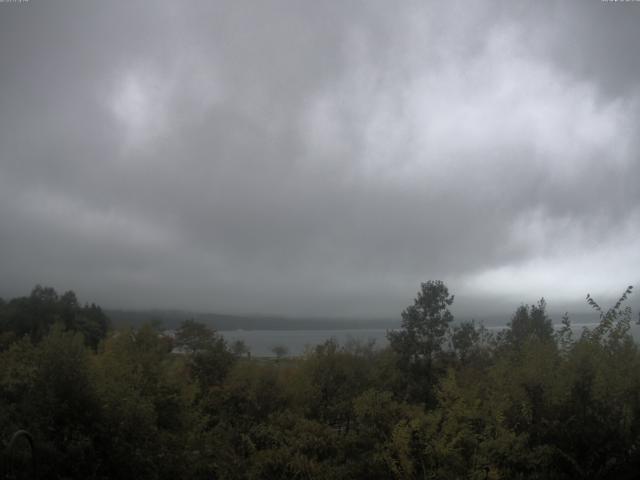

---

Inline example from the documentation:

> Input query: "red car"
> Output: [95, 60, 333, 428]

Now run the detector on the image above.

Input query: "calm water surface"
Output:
[220, 323, 640, 357]
[220, 329, 389, 357]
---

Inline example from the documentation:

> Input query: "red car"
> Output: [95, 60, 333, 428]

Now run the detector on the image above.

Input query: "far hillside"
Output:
[105, 309, 400, 331]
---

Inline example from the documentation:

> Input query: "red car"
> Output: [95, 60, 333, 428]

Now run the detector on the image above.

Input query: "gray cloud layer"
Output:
[1, 1, 639, 317]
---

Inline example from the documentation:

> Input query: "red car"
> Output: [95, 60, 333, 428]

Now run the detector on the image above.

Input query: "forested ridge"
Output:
[1, 282, 639, 479]
[105, 309, 397, 333]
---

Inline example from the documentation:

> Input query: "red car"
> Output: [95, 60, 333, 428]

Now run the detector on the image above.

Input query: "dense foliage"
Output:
[1, 283, 640, 479]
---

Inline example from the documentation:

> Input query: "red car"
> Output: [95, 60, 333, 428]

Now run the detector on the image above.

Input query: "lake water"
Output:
[220, 322, 640, 357]
[220, 329, 390, 357]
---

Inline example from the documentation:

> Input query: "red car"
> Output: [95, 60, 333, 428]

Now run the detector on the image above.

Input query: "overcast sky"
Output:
[1, 0, 639, 318]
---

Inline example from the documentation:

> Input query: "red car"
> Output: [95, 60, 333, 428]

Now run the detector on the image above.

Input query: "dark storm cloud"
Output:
[1, 0, 639, 317]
